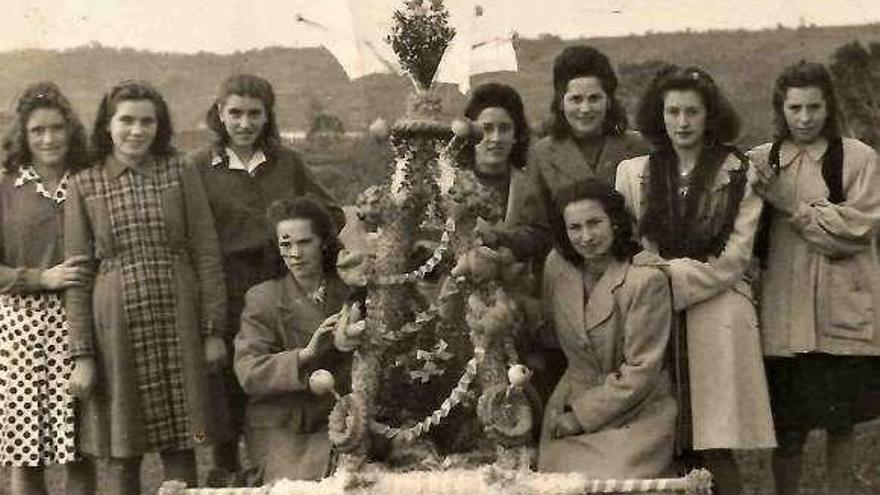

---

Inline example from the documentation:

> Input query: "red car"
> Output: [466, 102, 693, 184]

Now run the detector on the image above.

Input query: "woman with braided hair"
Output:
[615, 65, 776, 494]
[749, 61, 880, 495]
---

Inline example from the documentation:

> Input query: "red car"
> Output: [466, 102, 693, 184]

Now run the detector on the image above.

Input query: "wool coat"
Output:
[749, 138, 880, 356]
[65, 155, 228, 457]
[234, 273, 350, 482]
[538, 250, 677, 478]
[616, 153, 776, 450]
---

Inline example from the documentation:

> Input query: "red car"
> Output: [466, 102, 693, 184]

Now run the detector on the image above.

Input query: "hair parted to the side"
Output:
[549, 45, 628, 139]
[549, 178, 640, 265]
[1, 81, 89, 174]
[771, 60, 842, 142]
[461, 82, 530, 171]
[266, 197, 342, 275]
[635, 65, 740, 148]
[206, 74, 281, 153]
[90, 79, 175, 162]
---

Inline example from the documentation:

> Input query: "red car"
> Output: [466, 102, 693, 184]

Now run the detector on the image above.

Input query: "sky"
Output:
[2, 0, 879, 54]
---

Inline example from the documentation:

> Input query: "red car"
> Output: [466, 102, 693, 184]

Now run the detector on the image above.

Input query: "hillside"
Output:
[1, 23, 879, 149]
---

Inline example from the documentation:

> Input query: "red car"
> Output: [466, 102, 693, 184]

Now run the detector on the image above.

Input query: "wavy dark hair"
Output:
[549, 178, 639, 266]
[460, 82, 530, 171]
[1, 81, 89, 174]
[266, 197, 342, 276]
[206, 74, 281, 153]
[771, 61, 842, 141]
[636, 65, 740, 148]
[549, 45, 628, 139]
[91, 80, 175, 162]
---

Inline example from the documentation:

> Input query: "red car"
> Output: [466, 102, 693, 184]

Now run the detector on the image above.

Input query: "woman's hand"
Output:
[41, 255, 91, 290]
[203, 335, 228, 373]
[753, 181, 798, 216]
[750, 161, 799, 216]
[550, 411, 583, 439]
[299, 313, 340, 365]
[68, 357, 97, 399]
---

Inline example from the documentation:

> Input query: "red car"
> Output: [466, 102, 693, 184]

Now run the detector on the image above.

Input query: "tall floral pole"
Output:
[329, 0, 456, 468]
[327, 0, 534, 472]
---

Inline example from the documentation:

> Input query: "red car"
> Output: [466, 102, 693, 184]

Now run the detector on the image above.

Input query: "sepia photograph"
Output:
[1, 0, 880, 493]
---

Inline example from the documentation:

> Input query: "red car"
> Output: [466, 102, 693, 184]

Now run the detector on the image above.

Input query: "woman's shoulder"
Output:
[530, 135, 559, 157]
[614, 129, 651, 152]
[842, 137, 878, 162]
[245, 278, 284, 304]
[543, 249, 576, 278]
[183, 146, 216, 167]
[623, 252, 669, 294]
[270, 144, 306, 164]
[615, 154, 650, 178]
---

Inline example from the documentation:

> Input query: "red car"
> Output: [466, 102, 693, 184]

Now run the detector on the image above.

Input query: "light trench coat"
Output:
[748, 138, 880, 356]
[615, 153, 776, 450]
[538, 250, 677, 478]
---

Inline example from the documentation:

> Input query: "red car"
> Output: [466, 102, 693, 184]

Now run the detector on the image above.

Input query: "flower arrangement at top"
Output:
[387, 0, 456, 89]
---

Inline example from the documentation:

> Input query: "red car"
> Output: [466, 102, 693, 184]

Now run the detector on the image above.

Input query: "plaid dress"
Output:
[66, 155, 228, 456]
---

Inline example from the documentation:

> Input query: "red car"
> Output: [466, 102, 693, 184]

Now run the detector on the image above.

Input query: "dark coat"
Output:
[234, 273, 350, 482]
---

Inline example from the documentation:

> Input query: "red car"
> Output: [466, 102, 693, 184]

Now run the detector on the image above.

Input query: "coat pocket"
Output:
[825, 257, 874, 341]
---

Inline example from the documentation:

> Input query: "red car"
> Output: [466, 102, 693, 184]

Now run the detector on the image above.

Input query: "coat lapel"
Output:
[278, 275, 326, 347]
[547, 138, 593, 182]
[583, 260, 628, 331]
[554, 258, 628, 334]
[554, 257, 585, 342]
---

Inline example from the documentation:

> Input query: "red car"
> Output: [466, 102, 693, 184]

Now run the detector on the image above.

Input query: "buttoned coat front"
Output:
[64, 156, 228, 457]
[234, 273, 350, 482]
[538, 250, 677, 478]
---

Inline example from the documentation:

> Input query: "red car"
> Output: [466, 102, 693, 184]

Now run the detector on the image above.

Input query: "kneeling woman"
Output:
[234, 198, 352, 483]
[538, 179, 677, 479]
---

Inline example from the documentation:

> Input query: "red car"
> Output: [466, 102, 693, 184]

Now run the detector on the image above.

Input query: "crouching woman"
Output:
[538, 179, 677, 479]
[234, 198, 354, 483]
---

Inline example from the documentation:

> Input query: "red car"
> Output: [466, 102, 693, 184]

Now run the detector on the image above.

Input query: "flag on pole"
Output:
[295, 0, 518, 91]
[295, 0, 401, 79]
[434, 2, 518, 94]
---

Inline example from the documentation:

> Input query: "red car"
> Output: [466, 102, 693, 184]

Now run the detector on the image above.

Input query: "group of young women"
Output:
[0, 43, 877, 495]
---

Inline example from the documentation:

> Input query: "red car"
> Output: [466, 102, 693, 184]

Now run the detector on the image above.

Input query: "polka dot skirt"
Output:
[0, 293, 77, 466]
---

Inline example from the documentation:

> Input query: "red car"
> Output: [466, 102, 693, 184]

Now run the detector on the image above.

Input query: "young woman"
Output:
[460, 82, 530, 209]
[615, 66, 776, 494]
[65, 80, 228, 493]
[188, 74, 344, 475]
[538, 179, 676, 479]
[506, 45, 650, 261]
[0, 82, 95, 495]
[234, 197, 352, 483]
[749, 61, 880, 495]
